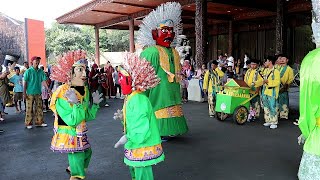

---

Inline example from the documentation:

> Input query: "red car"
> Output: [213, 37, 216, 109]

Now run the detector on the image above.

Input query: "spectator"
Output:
[42, 72, 50, 113]
[23, 56, 50, 129]
[104, 61, 116, 99]
[0, 66, 10, 114]
[194, 63, 207, 101]
[9, 67, 24, 113]
[88, 64, 99, 93]
[113, 66, 123, 99]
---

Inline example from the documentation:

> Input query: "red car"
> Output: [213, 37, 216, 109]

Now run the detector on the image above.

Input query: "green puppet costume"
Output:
[114, 52, 165, 180]
[141, 46, 188, 136]
[297, 48, 320, 179]
[124, 91, 165, 180]
[137, 2, 188, 137]
[297, 1, 320, 179]
[50, 50, 102, 180]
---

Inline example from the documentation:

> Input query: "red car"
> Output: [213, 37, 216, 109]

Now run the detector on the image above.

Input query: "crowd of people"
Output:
[0, 56, 124, 133]
[180, 52, 295, 129]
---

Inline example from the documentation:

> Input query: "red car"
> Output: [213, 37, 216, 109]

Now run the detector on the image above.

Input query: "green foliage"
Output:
[45, 22, 130, 65]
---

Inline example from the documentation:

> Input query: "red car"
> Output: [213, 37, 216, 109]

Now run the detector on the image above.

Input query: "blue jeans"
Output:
[199, 79, 204, 98]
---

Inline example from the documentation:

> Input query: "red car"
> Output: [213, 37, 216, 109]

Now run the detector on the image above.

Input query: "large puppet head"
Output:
[137, 2, 183, 48]
[50, 50, 88, 86]
[118, 52, 160, 95]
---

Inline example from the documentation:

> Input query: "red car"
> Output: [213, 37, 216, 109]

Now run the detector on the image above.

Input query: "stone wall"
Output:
[0, 13, 26, 65]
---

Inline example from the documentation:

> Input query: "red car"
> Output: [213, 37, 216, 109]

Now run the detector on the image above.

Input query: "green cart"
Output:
[215, 79, 258, 125]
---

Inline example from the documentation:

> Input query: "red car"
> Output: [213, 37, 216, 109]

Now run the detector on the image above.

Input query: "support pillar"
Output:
[129, 17, 135, 53]
[276, 0, 284, 55]
[228, 20, 233, 56]
[195, 0, 207, 68]
[94, 26, 100, 66]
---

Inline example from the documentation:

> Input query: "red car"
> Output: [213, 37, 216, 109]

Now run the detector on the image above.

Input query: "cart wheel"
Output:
[233, 106, 248, 125]
[217, 112, 228, 121]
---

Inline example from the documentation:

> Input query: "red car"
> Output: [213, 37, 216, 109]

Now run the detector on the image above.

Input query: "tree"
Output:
[45, 22, 130, 64]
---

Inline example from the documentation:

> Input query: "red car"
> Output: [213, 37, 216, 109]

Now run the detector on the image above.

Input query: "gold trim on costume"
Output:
[155, 105, 183, 119]
[124, 144, 163, 161]
[155, 45, 181, 83]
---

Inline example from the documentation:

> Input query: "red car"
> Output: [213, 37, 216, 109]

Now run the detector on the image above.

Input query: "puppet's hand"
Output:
[298, 134, 306, 145]
[113, 109, 123, 121]
[64, 89, 79, 104]
[114, 135, 127, 148]
[92, 90, 103, 105]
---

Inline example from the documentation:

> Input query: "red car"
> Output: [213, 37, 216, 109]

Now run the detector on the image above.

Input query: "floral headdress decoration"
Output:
[50, 50, 87, 83]
[119, 52, 160, 91]
[136, 2, 183, 48]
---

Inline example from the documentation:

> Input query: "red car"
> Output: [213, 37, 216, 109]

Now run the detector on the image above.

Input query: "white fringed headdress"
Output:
[312, 0, 320, 48]
[136, 2, 183, 48]
[119, 52, 160, 91]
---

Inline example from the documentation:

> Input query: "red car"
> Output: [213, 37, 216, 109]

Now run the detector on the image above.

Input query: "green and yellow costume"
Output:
[261, 67, 280, 125]
[203, 68, 224, 116]
[123, 91, 165, 180]
[278, 65, 294, 119]
[140, 45, 188, 136]
[244, 68, 264, 118]
[50, 84, 99, 179]
[298, 48, 320, 179]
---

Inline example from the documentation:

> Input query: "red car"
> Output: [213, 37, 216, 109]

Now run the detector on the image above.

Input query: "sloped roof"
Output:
[0, 12, 23, 25]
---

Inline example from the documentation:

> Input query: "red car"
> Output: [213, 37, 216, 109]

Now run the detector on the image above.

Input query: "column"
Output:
[94, 26, 100, 65]
[275, 0, 284, 55]
[129, 16, 135, 53]
[195, 0, 207, 68]
[228, 20, 233, 56]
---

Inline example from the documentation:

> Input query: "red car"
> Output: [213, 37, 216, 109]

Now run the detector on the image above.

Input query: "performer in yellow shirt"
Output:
[203, 60, 224, 117]
[244, 59, 264, 119]
[278, 55, 294, 120]
[262, 56, 281, 129]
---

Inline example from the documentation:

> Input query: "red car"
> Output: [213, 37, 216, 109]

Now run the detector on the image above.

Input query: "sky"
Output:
[0, 0, 91, 27]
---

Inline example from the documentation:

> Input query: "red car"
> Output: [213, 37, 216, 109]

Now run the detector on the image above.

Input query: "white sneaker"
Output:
[36, 123, 47, 127]
[263, 123, 272, 127]
[270, 124, 278, 129]
[43, 109, 47, 113]
[120, 96, 125, 100]
[26, 125, 33, 129]
[105, 103, 109, 107]
[111, 96, 116, 99]
[0, 118, 4, 121]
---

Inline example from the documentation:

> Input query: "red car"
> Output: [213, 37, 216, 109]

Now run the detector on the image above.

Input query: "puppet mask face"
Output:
[71, 65, 87, 86]
[119, 73, 132, 95]
[152, 20, 175, 47]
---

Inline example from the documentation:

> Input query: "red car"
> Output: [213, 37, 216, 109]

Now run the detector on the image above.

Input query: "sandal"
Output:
[66, 167, 71, 175]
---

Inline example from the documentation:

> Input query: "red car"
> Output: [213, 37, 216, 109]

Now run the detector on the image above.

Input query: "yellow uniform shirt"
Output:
[279, 65, 294, 85]
[203, 68, 224, 93]
[263, 68, 281, 98]
[244, 69, 264, 88]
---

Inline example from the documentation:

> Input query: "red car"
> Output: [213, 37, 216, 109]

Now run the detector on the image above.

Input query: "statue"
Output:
[175, 35, 192, 65]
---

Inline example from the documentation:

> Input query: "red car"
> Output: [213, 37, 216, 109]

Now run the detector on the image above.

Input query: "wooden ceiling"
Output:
[56, 0, 311, 30]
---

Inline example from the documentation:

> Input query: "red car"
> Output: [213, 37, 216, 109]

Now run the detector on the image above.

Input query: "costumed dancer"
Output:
[114, 53, 164, 180]
[297, 0, 320, 179]
[203, 60, 224, 118]
[49, 50, 103, 180]
[136, 2, 188, 139]
[262, 56, 281, 129]
[278, 55, 294, 120]
[244, 59, 264, 119]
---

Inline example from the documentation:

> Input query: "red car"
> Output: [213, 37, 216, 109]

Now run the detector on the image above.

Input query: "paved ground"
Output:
[0, 87, 301, 180]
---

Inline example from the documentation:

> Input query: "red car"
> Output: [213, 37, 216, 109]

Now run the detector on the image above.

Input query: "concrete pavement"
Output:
[0, 87, 301, 180]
